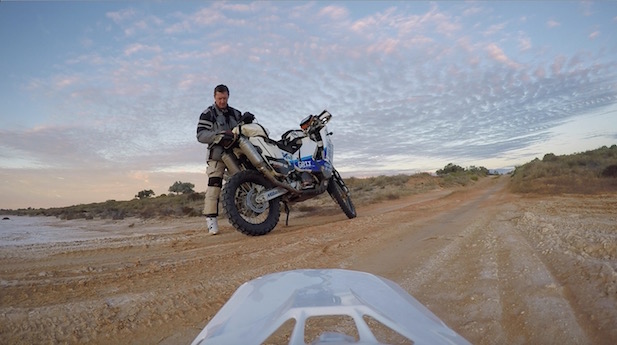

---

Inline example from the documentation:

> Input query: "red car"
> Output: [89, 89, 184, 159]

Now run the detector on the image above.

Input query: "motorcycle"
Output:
[191, 269, 471, 345]
[218, 110, 356, 236]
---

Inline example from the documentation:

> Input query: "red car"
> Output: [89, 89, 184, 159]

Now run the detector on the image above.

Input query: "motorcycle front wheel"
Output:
[327, 169, 357, 219]
[222, 170, 281, 236]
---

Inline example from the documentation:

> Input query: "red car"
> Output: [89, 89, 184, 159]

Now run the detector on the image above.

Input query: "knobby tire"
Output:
[328, 170, 357, 219]
[222, 170, 281, 236]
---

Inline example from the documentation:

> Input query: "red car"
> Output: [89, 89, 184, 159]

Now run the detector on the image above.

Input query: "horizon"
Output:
[1, 1, 616, 209]
[3, 145, 611, 211]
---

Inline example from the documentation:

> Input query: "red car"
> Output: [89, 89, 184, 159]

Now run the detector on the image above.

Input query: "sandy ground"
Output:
[1, 176, 616, 344]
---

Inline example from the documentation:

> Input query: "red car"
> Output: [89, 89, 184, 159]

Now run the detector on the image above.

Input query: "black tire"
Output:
[327, 169, 357, 219]
[222, 170, 281, 236]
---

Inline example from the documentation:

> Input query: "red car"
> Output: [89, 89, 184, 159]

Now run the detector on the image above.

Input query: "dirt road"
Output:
[1, 176, 616, 344]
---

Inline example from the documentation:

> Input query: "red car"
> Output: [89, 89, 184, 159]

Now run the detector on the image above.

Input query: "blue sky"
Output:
[1, 1, 616, 209]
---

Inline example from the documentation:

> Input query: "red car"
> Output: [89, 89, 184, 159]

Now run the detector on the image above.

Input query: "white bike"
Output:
[219, 110, 356, 236]
[191, 269, 471, 345]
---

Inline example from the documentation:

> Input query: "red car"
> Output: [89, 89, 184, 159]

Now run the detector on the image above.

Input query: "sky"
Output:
[1, 1, 616, 209]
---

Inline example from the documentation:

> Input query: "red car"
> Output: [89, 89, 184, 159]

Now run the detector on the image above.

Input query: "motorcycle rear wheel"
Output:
[222, 170, 281, 236]
[327, 169, 357, 219]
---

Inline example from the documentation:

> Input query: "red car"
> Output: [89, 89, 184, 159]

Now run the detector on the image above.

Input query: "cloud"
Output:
[518, 36, 532, 52]
[318, 5, 349, 21]
[2, 1, 616, 208]
[551, 55, 567, 75]
[54, 75, 80, 89]
[483, 22, 507, 36]
[486, 43, 520, 68]
[547, 19, 561, 28]
[123, 43, 162, 56]
[106, 8, 136, 24]
[462, 6, 483, 17]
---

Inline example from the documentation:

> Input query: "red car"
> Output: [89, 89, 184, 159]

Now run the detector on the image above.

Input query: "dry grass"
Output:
[509, 145, 617, 194]
[291, 171, 489, 217]
[4, 193, 205, 220]
[4, 170, 489, 220]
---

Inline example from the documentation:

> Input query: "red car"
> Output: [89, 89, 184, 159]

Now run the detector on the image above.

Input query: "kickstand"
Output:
[284, 202, 290, 226]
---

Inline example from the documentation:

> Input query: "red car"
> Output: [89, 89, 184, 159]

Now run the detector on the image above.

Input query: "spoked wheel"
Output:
[222, 170, 281, 236]
[327, 169, 357, 219]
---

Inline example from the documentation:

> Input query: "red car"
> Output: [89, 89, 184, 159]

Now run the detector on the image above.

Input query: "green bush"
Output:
[510, 145, 617, 194]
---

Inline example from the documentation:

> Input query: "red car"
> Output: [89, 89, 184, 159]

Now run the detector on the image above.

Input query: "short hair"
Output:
[214, 84, 229, 96]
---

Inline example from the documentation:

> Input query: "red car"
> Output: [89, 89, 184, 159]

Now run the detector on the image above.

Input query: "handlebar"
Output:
[318, 110, 332, 125]
[300, 110, 332, 132]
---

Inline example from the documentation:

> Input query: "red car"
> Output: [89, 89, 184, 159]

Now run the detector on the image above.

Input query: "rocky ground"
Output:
[1, 176, 616, 344]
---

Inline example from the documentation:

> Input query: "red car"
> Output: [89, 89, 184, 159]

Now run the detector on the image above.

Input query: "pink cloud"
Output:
[366, 38, 399, 54]
[486, 43, 520, 68]
[551, 55, 566, 75]
[54, 76, 80, 89]
[318, 5, 348, 21]
[123, 43, 162, 56]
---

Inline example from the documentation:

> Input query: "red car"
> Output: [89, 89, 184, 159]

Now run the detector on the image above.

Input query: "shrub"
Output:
[602, 165, 617, 178]
[436, 163, 465, 176]
[135, 189, 155, 199]
[510, 145, 617, 194]
[543, 153, 558, 162]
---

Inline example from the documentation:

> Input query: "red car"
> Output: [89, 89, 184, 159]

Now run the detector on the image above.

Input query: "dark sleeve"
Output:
[196, 108, 217, 144]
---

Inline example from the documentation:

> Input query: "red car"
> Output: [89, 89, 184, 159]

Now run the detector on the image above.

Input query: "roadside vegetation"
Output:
[509, 145, 617, 194]
[2, 181, 203, 220]
[343, 164, 490, 206]
[2, 166, 490, 220]
[4, 145, 615, 221]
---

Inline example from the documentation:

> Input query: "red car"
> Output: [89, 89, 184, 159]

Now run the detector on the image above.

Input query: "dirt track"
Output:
[1, 176, 616, 344]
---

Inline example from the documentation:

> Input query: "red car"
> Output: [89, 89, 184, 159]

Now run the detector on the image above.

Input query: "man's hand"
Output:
[217, 130, 236, 148]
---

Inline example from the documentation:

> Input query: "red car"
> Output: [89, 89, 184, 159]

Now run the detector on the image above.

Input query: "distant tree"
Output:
[468, 165, 489, 176]
[168, 181, 195, 194]
[135, 189, 155, 199]
[436, 163, 465, 176]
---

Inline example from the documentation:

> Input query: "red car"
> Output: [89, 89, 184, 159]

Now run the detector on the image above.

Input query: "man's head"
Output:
[214, 84, 230, 109]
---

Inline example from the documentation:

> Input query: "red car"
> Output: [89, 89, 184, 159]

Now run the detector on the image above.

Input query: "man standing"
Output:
[196, 84, 242, 235]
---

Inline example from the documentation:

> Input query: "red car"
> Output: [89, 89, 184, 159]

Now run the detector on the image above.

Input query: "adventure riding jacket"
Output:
[196, 104, 242, 153]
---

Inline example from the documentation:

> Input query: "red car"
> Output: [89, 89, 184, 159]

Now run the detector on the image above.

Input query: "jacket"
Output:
[196, 104, 242, 147]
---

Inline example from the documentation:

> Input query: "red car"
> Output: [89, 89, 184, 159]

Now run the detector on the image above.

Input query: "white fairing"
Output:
[233, 123, 333, 172]
[233, 123, 286, 159]
[232, 123, 270, 138]
[191, 269, 471, 345]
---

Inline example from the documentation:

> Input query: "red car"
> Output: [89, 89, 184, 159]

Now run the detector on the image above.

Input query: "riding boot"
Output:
[206, 217, 219, 235]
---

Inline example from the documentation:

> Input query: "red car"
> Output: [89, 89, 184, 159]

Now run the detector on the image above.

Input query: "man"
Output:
[196, 84, 242, 235]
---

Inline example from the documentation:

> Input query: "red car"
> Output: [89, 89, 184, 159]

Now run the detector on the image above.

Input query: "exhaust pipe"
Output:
[236, 137, 298, 193]
[221, 152, 241, 175]
[237, 137, 271, 174]
[236, 136, 330, 197]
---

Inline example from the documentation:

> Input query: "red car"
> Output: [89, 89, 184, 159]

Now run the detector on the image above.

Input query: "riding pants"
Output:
[204, 159, 226, 217]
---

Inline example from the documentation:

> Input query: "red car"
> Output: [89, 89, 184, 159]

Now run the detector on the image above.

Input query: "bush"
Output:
[543, 153, 558, 162]
[510, 145, 617, 194]
[135, 189, 155, 199]
[436, 163, 465, 176]
[602, 164, 617, 178]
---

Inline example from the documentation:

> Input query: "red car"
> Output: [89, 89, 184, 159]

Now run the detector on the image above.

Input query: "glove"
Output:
[218, 130, 236, 148]
[240, 112, 255, 124]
